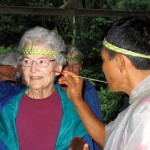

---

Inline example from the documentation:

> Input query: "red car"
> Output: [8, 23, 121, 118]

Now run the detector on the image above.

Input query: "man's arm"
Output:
[58, 71, 105, 148]
[73, 97, 105, 148]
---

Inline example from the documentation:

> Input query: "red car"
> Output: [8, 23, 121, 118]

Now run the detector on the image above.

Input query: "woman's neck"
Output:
[26, 86, 55, 99]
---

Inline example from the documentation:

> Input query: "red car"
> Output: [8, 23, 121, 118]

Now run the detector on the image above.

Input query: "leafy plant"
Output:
[111, 0, 150, 10]
[0, 46, 13, 54]
[99, 86, 124, 124]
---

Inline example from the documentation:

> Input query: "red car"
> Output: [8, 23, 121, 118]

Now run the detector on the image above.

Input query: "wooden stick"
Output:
[51, 70, 107, 84]
[78, 75, 107, 83]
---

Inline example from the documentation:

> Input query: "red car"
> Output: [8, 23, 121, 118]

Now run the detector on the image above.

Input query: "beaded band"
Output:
[67, 57, 78, 62]
[103, 38, 150, 59]
[21, 49, 60, 55]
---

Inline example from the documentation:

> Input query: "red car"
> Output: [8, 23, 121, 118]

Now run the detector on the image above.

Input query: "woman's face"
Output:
[64, 61, 82, 75]
[101, 48, 123, 92]
[22, 46, 62, 90]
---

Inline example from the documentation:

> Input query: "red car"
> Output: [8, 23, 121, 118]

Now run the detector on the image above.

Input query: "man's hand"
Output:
[0, 65, 17, 78]
[58, 71, 83, 103]
[59, 71, 105, 148]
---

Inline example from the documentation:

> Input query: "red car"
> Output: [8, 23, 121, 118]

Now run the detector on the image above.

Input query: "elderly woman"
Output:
[59, 17, 150, 150]
[59, 46, 102, 150]
[0, 27, 89, 150]
[64, 46, 84, 76]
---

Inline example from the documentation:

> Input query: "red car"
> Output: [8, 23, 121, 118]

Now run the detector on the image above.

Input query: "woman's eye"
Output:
[39, 60, 44, 63]
[24, 59, 31, 64]
[39, 59, 48, 64]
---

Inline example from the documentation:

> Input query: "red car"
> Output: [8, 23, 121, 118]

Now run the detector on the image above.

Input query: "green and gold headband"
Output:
[21, 49, 60, 55]
[103, 38, 150, 59]
[67, 57, 78, 62]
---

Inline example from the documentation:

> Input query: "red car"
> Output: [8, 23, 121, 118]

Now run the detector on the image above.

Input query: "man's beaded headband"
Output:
[67, 57, 78, 62]
[103, 38, 150, 59]
[21, 49, 60, 55]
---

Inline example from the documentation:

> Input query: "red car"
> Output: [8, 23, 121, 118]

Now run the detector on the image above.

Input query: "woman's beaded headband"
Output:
[103, 38, 150, 59]
[21, 49, 60, 55]
[67, 57, 78, 62]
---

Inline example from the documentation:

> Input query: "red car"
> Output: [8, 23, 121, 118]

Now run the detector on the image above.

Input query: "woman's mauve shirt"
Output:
[16, 89, 62, 150]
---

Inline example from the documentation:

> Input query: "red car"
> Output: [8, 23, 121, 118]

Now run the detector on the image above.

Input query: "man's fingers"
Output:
[58, 76, 67, 85]
[63, 71, 80, 85]
[58, 71, 80, 86]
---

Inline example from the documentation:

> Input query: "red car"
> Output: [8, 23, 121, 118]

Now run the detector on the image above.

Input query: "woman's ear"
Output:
[115, 54, 125, 73]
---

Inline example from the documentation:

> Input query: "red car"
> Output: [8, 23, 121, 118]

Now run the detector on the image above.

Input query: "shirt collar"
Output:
[129, 75, 150, 104]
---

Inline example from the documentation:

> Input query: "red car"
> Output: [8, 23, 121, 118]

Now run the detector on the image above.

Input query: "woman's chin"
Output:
[29, 84, 42, 90]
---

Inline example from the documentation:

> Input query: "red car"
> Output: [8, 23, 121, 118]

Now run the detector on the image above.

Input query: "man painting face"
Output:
[101, 48, 125, 92]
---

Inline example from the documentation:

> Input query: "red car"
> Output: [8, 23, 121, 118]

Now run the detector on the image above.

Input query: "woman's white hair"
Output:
[18, 26, 66, 65]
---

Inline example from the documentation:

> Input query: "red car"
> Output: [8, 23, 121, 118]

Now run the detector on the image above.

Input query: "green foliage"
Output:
[99, 86, 124, 124]
[0, 1, 60, 47]
[0, 14, 26, 47]
[80, 68, 104, 80]
[112, 0, 150, 10]
[75, 17, 114, 66]
[0, 46, 13, 54]
[76, 17, 113, 56]
[25, 0, 53, 7]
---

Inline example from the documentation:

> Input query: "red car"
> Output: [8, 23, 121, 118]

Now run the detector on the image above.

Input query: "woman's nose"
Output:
[30, 61, 39, 72]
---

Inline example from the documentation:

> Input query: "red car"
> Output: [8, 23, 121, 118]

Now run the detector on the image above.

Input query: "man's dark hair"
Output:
[104, 17, 150, 70]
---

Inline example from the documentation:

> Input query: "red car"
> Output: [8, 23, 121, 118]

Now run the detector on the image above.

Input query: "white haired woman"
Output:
[0, 27, 89, 150]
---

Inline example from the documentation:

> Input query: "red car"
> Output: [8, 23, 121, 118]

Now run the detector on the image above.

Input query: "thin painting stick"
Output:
[51, 70, 107, 84]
